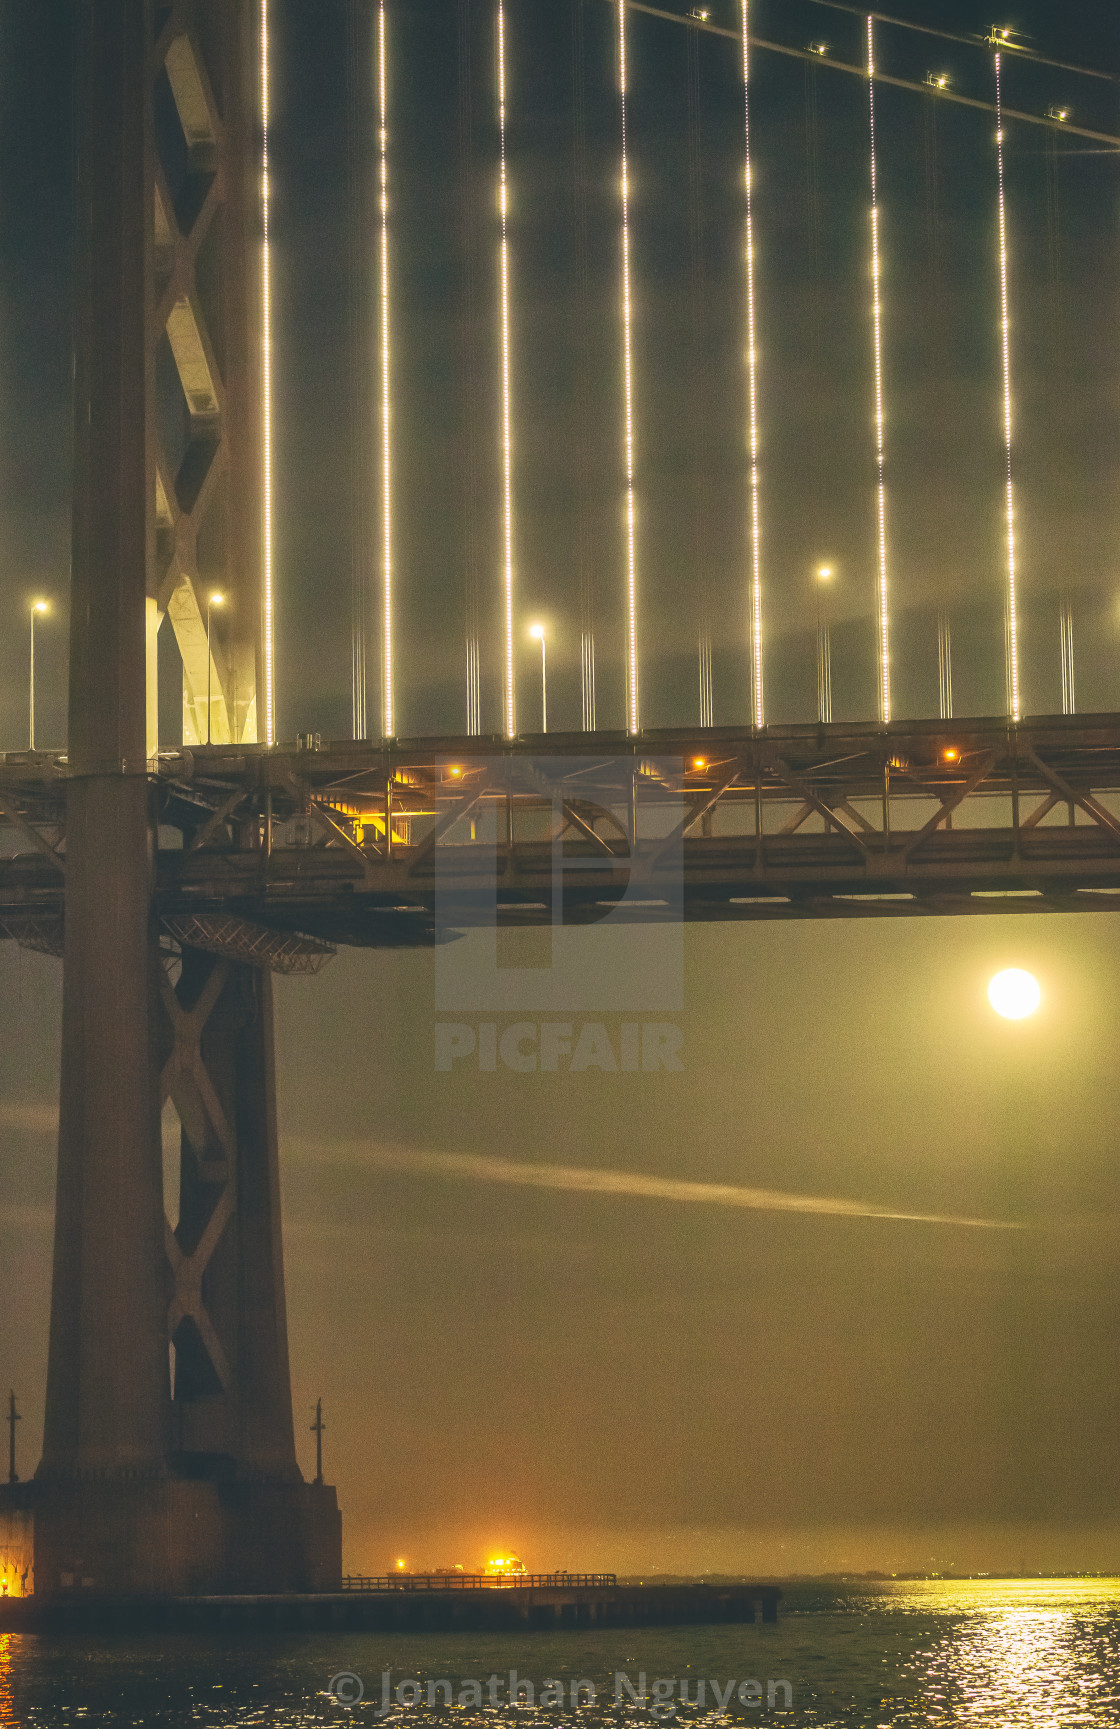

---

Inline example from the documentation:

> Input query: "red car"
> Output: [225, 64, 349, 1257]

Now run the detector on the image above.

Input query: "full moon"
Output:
[988, 968, 1041, 1020]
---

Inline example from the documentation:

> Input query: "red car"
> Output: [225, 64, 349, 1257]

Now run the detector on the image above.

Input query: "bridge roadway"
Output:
[4, 715, 1120, 960]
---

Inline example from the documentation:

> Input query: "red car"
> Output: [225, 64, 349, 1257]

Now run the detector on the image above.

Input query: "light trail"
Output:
[288, 1138, 1027, 1231]
[995, 53, 1021, 722]
[498, 0, 516, 739]
[867, 15, 890, 724]
[260, 0, 275, 746]
[618, 0, 639, 735]
[740, 0, 764, 729]
[378, 0, 394, 737]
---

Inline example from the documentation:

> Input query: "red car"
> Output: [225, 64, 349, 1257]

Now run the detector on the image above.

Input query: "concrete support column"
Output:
[39, 0, 166, 1484]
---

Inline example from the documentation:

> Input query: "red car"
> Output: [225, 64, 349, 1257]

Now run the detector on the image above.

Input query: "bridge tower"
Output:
[32, 0, 340, 1596]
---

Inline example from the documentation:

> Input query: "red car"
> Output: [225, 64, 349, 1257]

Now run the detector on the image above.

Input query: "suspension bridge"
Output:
[1, 0, 1119, 1604]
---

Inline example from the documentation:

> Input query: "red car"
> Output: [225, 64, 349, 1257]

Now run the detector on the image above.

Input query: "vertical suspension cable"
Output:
[686, 24, 712, 729]
[938, 607, 953, 719]
[1046, 127, 1074, 716]
[740, 0, 763, 729]
[497, 0, 516, 739]
[618, 0, 639, 735]
[867, 16, 890, 725]
[573, 0, 597, 731]
[1060, 596, 1075, 714]
[345, 0, 367, 741]
[260, 0, 275, 746]
[378, 0, 394, 737]
[995, 53, 1021, 722]
[924, 84, 950, 722]
[458, 0, 482, 735]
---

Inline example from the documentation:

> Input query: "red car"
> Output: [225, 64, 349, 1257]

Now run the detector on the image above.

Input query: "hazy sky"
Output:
[3, 0, 1120, 1579]
[7, 905, 1120, 1576]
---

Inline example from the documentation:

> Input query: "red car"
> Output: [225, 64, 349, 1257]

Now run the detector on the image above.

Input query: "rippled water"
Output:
[2, 1579, 1119, 1727]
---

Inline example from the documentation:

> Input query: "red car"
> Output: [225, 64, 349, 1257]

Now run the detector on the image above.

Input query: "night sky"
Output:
[3, 0, 1120, 1578]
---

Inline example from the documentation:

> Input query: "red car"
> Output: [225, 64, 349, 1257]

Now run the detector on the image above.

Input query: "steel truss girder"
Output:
[10, 718, 1120, 930]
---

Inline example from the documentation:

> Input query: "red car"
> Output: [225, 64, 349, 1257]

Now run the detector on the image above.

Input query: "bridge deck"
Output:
[5, 717, 1120, 947]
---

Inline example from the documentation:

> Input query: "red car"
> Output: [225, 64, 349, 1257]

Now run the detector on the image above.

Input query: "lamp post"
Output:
[529, 624, 547, 733]
[29, 600, 49, 750]
[206, 591, 225, 744]
[814, 567, 833, 725]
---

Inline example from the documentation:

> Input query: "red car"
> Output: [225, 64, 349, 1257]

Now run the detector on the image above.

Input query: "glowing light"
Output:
[31, 600, 49, 614]
[942, 746, 960, 762]
[867, 16, 890, 725]
[740, 0, 764, 730]
[618, 0, 639, 736]
[808, 41, 829, 56]
[498, 0, 516, 739]
[926, 72, 951, 89]
[209, 591, 225, 608]
[693, 756, 707, 769]
[817, 565, 832, 581]
[988, 967, 1040, 1019]
[379, 0, 394, 738]
[529, 623, 544, 640]
[260, 0, 275, 747]
[995, 53, 1020, 722]
[396, 1558, 406, 1570]
[486, 1554, 525, 1574]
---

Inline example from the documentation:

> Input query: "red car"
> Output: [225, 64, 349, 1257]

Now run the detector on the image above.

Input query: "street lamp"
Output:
[529, 624, 547, 733]
[206, 592, 225, 744]
[29, 600, 49, 751]
[814, 567, 832, 725]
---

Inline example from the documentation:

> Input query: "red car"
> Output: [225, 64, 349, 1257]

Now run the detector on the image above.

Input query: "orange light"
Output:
[449, 766, 462, 778]
[396, 1558, 406, 1569]
[693, 757, 707, 770]
[942, 747, 959, 763]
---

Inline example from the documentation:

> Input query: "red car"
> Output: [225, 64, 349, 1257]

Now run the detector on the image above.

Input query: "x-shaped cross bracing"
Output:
[159, 956, 236, 1393]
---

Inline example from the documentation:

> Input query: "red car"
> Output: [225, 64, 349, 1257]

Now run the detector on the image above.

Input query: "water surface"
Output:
[2, 1578, 1119, 1726]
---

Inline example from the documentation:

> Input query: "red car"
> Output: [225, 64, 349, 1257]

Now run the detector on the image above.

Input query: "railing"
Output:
[341, 1572, 618, 1592]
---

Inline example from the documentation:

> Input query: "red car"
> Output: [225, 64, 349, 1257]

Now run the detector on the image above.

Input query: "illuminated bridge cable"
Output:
[994, 53, 1021, 722]
[497, 0, 516, 739]
[740, 0, 764, 730]
[456, 0, 482, 736]
[260, 0, 275, 746]
[867, 15, 890, 725]
[1045, 129, 1075, 717]
[573, 0, 597, 731]
[618, 0, 639, 735]
[378, 0, 394, 738]
[938, 607, 953, 720]
[686, 23, 712, 729]
[346, 0, 368, 741]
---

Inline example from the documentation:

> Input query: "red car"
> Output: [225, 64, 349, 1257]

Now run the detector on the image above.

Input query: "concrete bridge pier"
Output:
[29, 0, 340, 1599]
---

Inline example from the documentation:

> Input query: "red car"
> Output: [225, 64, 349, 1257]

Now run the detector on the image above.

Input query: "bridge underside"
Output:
[5, 718, 1120, 957]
